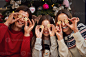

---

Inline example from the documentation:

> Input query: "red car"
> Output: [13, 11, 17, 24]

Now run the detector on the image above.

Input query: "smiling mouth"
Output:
[44, 31, 49, 34]
[18, 21, 24, 25]
[62, 26, 68, 29]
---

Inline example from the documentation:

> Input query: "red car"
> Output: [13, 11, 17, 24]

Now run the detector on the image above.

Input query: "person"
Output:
[55, 9, 86, 57]
[31, 15, 58, 57]
[0, 5, 35, 57]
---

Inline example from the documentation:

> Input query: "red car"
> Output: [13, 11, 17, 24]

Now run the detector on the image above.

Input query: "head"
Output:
[38, 15, 54, 37]
[55, 9, 72, 33]
[13, 5, 32, 29]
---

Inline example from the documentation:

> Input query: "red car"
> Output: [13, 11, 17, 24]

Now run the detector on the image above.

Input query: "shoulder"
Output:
[77, 23, 86, 31]
[77, 23, 86, 39]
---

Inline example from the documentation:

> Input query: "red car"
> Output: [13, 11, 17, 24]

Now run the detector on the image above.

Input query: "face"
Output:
[57, 13, 71, 33]
[42, 20, 50, 37]
[15, 10, 29, 28]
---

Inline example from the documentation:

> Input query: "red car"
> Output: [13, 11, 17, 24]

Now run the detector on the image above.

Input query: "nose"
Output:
[20, 18, 24, 21]
[62, 22, 65, 26]
[44, 26, 48, 30]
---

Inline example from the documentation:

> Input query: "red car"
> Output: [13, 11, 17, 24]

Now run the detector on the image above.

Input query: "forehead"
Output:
[42, 20, 50, 26]
[19, 10, 29, 17]
[57, 13, 68, 21]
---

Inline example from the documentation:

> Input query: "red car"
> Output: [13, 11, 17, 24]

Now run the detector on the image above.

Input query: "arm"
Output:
[55, 24, 72, 57]
[32, 38, 42, 57]
[21, 32, 33, 57]
[73, 31, 86, 55]
[32, 25, 43, 57]
[0, 23, 8, 43]
[58, 39, 72, 57]
[0, 13, 20, 43]
[50, 36, 58, 57]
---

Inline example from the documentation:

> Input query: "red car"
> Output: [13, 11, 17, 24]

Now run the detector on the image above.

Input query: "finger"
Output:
[13, 12, 20, 16]
[25, 20, 27, 26]
[41, 27, 44, 33]
[65, 23, 71, 28]
[13, 18, 20, 23]
[35, 25, 40, 33]
[68, 18, 72, 22]
[56, 22, 59, 26]
[71, 17, 77, 21]
[51, 24, 55, 31]
[77, 17, 80, 22]
[31, 19, 35, 27]
[48, 27, 51, 34]
[59, 24, 62, 31]
[56, 26, 60, 31]
[56, 32, 59, 36]
[27, 18, 32, 25]
[35, 25, 38, 34]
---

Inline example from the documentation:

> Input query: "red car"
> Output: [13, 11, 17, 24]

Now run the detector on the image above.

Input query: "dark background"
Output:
[0, 0, 85, 24]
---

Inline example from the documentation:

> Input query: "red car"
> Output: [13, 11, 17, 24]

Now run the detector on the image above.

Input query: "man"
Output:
[0, 5, 35, 57]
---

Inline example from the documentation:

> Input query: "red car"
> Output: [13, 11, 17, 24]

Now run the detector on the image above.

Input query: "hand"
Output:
[55, 24, 63, 40]
[4, 12, 20, 27]
[24, 18, 35, 36]
[35, 25, 43, 38]
[66, 17, 79, 33]
[48, 24, 55, 37]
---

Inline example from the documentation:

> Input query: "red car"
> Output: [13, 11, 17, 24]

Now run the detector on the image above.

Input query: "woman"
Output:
[31, 15, 59, 57]
[55, 9, 86, 57]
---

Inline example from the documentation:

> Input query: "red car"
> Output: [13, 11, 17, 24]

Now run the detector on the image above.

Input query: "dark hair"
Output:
[55, 9, 72, 24]
[38, 15, 54, 25]
[31, 15, 55, 56]
[15, 5, 32, 19]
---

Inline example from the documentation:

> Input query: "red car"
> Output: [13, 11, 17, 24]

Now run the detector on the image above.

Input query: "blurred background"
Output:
[0, 0, 85, 24]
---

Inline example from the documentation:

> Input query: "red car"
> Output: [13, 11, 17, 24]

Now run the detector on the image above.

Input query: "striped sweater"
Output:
[63, 23, 86, 49]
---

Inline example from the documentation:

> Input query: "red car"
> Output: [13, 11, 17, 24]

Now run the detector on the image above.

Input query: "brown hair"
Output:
[31, 15, 55, 56]
[55, 9, 72, 24]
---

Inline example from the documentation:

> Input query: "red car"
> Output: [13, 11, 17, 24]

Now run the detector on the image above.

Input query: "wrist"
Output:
[50, 35, 54, 37]
[73, 28, 79, 33]
[56, 35, 63, 41]
[37, 36, 42, 38]
[58, 37, 63, 41]
[4, 22, 10, 27]
[24, 32, 30, 36]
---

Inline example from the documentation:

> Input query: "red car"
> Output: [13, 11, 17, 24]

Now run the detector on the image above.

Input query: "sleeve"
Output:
[0, 23, 8, 43]
[32, 38, 42, 57]
[21, 32, 33, 57]
[50, 36, 58, 57]
[58, 39, 72, 57]
[73, 31, 86, 56]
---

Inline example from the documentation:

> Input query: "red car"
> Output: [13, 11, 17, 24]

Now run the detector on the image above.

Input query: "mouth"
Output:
[18, 20, 24, 25]
[44, 31, 49, 34]
[62, 26, 68, 29]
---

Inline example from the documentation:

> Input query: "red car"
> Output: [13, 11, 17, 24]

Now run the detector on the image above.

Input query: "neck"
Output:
[65, 29, 73, 35]
[44, 36, 49, 40]
[11, 24, 22, 31]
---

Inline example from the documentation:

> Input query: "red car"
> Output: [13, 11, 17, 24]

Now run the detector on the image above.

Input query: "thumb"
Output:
[65, 23, 71, 28]
[13, 18, 19, 23]
[41, 28, 44, 34]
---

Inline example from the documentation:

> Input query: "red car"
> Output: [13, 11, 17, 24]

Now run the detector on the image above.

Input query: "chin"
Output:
[43, 34, 49, 37]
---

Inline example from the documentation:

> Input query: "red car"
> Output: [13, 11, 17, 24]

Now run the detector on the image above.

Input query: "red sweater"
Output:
[0, 23, 33, 57]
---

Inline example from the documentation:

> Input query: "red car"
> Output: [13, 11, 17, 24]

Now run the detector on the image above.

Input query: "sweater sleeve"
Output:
[58, 39, 72, 57]
[50, 36, 58, 57]
[0, 23, 8, 43]
[73, 31, 86, 56]
[32, 38, 42, 57]
[21, 32, 33, 57]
